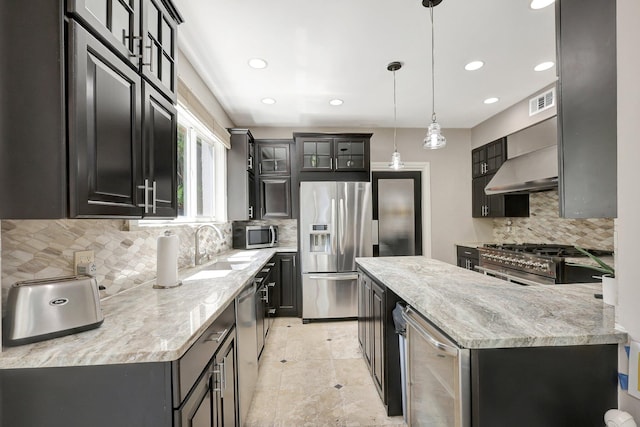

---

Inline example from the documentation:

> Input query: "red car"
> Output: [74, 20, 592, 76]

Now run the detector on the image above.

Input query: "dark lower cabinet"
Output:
[457, 245, 479, 271]
[471, 344, 617, 427]
[272, 253, 299, 317]
[69, 20, 143, 217]
[0, 304, 238, 427]
[357, 268, 403, 416]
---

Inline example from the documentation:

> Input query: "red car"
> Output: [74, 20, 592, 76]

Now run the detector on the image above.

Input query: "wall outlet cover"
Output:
[73, 250, 95, 272]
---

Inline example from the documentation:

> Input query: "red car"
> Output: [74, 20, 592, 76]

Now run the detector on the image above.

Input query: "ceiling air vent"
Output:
[529, 88, 555, 116]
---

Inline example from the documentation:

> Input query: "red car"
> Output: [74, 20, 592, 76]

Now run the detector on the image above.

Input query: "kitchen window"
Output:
[176, 104, 227, 221]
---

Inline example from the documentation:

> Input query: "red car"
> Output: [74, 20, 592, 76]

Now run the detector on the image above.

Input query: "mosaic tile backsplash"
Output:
[0, 220, 233, 307]
[492, 190, 614, 250]
[0, 218, 299, 310]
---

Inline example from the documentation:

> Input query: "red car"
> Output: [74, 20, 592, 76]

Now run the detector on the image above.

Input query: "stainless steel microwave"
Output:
[232, 224, 278, 249]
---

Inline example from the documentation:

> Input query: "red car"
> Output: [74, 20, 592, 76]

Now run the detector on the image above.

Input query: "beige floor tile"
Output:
[333, 358, 374, 387]
[275, 387, 345, 426]
[246, 320, 407, 427]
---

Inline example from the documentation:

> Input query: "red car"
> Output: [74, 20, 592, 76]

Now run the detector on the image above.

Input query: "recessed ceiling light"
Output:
[261, 98, 276, 105]
[534, 61, 555, 71]
[248, 58, 268, 69]
[484, 97, 499, 104]
[530, 0, 555, 9]
[464, 61, 484, 71]
[329, 99, 344, 106]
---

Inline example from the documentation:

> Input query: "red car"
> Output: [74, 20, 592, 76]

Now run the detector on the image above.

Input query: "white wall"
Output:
[250, 126, 484, 264]
[177, 49, 235, 129]
[616, 0, 640, 418]
[471, 83, 557, 149]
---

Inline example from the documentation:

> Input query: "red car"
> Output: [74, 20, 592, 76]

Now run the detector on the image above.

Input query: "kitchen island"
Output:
[356, 256, 626, 427]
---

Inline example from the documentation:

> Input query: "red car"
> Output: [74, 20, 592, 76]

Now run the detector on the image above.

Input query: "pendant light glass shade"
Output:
[423, 0, 446, 150]
[389, 150, 404, 169]
[387, 61, 405, 169]
[424, 121, 446, 149]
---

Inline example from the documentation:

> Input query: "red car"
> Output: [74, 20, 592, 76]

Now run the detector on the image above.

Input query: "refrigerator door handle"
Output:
[331, 198, 337, 254]
[339, 198, 346, 255]
[308, 274, 359, 281]
[371, 220, 379, 245]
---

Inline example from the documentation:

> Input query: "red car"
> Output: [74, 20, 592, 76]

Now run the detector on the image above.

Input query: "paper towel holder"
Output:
[153, 231, 183, 289]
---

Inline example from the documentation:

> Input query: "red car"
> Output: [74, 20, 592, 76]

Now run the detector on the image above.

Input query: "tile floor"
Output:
[245, 317, 407, 427]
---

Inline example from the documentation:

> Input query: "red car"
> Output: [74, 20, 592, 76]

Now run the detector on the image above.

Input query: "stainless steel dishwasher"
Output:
[235, 280, 258, 427]
[402, 306, 470, 427]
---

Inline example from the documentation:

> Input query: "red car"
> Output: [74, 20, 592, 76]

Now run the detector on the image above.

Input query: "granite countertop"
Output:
[0, 247, 297, 369]
[356, 256, 626, 349]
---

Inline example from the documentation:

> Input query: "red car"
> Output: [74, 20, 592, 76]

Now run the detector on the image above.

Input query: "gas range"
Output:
[477, 243, 613, 286]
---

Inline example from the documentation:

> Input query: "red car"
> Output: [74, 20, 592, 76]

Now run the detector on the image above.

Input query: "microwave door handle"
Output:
[269, 226, 276, 246]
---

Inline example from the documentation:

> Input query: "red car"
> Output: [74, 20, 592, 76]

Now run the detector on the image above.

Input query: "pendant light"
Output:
[388, 61, 405, 170]
[423, 0, 446, 150]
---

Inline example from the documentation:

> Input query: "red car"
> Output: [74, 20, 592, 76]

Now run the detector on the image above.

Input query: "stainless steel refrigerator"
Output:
[300, 181, 372, 321]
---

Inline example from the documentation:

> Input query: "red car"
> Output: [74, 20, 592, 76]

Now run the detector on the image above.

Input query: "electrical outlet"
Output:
[74, 250, 95, 273]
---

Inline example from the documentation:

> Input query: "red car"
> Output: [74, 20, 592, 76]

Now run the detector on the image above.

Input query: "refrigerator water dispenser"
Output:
[309, 224, 331, 253]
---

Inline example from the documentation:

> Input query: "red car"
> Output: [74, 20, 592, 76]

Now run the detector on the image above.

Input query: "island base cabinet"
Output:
[471, 344, 617, 427]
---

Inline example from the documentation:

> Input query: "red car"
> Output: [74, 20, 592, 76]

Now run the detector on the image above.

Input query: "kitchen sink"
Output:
[183, 259, 252, 282]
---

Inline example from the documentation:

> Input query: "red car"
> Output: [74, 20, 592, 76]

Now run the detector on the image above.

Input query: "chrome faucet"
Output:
[194, 224, 225, 265]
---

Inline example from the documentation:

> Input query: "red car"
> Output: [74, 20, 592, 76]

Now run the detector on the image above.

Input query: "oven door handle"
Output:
[476, 266, 541, 286]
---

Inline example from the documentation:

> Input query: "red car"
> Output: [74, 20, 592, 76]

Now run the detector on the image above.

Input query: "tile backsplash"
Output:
[0, 220, 232, 307]
[492, 190, 614, 250]
[1, 218, 299, 311]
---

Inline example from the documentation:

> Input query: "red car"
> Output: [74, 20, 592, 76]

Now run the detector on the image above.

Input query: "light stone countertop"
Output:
[0, 247, 297, 369]
[356, 256, 626, 349]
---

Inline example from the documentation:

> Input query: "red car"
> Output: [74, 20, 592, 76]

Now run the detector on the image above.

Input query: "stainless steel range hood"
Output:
[484, 145, 558, 195]
[485, 116, 558, 195]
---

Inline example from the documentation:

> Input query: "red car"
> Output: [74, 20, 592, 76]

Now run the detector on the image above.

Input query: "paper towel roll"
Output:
[155, 231, 181, 288]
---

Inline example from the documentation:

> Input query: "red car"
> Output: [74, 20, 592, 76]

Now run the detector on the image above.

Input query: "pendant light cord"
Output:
[430, 2, 436, 123]
[393, 68, 398, 152]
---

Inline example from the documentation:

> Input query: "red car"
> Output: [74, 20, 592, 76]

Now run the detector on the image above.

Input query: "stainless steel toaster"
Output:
[3, 275, 104, 346]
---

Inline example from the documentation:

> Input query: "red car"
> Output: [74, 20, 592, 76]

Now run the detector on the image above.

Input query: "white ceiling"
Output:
[175, 0, 556, 129]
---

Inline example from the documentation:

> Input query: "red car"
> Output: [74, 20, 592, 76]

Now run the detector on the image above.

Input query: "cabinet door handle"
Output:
[137, 179, 151, 213]
[152, 180, 157, 214]
[205, 329, 228, 343]
[122, 30, 142, 58]
[267, 281, 276, 287]
[142, 40, 154, 72]
[259, 163, 262, 174]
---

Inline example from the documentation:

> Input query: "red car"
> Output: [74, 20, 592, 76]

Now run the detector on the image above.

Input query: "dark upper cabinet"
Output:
[67, 0, 181, 102]
[471, 139, 529, 218]
[68, 20, 143, 217]
[472, 137, 506, 178]
[141, 0, 179, 102]
[67, 0, 140, 67]
[0, 0, 181, 219]
[258, 143, 290, 175]
[294, 132, 372, 181]
[556, 0, 616, 218]
[259, 177, 291, 219]
[142, 82, 178, 218]
[227, 129, 256, 220]
[255, 139, 297, 219]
